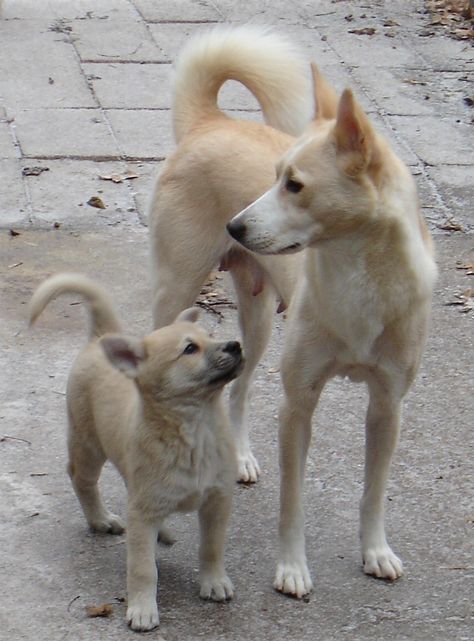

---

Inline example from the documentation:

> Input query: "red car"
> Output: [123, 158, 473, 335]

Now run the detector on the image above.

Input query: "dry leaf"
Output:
[383, 19, 400, 27]
[438, 218, 464, 231]
[22, 166, 50, 176]
[87, 196, 106, 209]
[445, 288, 473, 313]
[268, 366, 280, 374]
[99, 171, 139, 184]
[348, 27, 376, 35]
[456, 260, 474, 275]
[85, 603, 114, 618]
[404, 79, 428, 86]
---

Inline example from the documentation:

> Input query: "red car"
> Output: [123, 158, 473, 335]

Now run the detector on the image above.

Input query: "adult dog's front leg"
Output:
[126, 511, 160, 631]
[274, 391, 319, 598]
[360, 381, 403, 580]
[198, 489, 234, 601]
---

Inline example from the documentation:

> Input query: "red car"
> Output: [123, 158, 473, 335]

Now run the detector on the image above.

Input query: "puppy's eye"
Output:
[285, 178, 303, 194]
[183, 342, 199, 355]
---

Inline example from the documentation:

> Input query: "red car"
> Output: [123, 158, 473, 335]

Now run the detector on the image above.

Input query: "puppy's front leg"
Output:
[198, 489, 234, 601]
[360, 381, 403, 580]
[126, 509, 160, 631]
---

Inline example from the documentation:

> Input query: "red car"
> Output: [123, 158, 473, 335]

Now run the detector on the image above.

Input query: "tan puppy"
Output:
[29, 274, 243, 631]
[148, 25, 313, 483]
[228, 82, 437, 595]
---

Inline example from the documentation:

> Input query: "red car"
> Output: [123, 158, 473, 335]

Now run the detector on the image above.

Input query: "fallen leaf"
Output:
[348, 27, 376, 35]
[99, 171, 139, 184]
[87, 196, 106, 209]
[85, 603, 114, 618]
[9, 229, 21, 237]
[445, 288, 473, 313]
[22, 166, 50, 176]
[383, 19, 400, 27]
[8, 262, 23, 269]
[464, 97, 474, 107]
[456, 259, 474, 275]
[404, 79, 428, 86]
[438, 218, 464, 232]
[268, 366, 280, 374]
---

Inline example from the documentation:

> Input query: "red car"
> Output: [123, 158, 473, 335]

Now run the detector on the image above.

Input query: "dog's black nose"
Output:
[223, 341, 241, 355]
[227, 220, 246, 243]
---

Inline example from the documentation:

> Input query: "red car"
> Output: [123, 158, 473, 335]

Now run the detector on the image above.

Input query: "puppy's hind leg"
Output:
[228, 258, 274, 483]
[67, 423, 125, 534]
[360, 379, 403, 580]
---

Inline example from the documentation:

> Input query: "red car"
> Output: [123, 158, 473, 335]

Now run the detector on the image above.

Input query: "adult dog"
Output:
[228, 84, 437, 595]
[29, 274, 242, 630]
[148, 26, 314, 482]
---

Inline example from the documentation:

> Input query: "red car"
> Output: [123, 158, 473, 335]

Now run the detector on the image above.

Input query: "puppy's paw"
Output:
[126, 601, 159, 631]
[237, 450, 261, 484]
[157, 525, 176, 546]
[363, 545, 403, 580]
[274, 561, 313, 598]
[89, 512, 125, 535]
[200, 573, 234, 602]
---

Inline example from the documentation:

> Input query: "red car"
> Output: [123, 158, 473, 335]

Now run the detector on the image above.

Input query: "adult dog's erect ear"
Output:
[174, 307, 200, 323]
[333, 88, 376, 176]
[100, 334, 146, 378]
[311, 63, 338, 122]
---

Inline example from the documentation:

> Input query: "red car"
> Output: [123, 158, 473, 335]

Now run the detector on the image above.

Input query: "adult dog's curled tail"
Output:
[172, 25, 312, 143]
[28, 273, 121, 339]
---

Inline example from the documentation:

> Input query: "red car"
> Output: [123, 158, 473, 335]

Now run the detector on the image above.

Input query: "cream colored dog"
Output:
[228, 84, 437, 595]
[29, 274, 242, 631]
[148, 26, 313, 483]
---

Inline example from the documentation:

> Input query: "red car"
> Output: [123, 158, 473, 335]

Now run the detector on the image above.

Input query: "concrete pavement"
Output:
[0, 2, 473, 640]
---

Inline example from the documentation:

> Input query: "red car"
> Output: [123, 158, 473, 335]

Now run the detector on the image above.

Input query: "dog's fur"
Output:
[29, 274, 242, 630]
[228, 81, 437, 595]
[148, 26, 313, 482]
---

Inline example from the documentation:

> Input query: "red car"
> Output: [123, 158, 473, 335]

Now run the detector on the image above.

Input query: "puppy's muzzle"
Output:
[223, 340, 241, 356]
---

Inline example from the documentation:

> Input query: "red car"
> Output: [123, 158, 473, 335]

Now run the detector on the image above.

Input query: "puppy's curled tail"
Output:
[28, 273, 121, 339]
[172, 25, 312, 142]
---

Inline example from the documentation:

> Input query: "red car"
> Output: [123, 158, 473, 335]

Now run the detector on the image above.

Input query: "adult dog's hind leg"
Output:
[360, 378, 403, 580]
[150, 219, 227, 329]
[228, 259, 274, 483]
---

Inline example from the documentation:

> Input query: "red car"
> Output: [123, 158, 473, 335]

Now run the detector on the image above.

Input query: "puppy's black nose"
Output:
[227, 220, 246, 243]
[223, 341, 241, 355]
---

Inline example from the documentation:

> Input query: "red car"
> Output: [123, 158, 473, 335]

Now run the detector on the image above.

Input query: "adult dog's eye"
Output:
[285, 178, 303, 194]
[183, 342, 199, 355]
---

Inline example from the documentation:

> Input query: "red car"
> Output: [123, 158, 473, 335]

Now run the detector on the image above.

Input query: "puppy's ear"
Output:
[100, 334, 146, 378]
[174, 307, 200, 323]
[333, 89, 374, 175]
[311, 63, 338, 121]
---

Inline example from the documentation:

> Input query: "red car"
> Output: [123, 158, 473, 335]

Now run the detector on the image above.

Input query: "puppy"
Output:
[228, 84, 437, 595]
[148, 25, 313, 482]
[29, 273, 242, 631]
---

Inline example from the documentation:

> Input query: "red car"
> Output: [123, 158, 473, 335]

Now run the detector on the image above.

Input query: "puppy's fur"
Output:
[29, 274, 242, 631]
[148, 26, 313, 482]
[228, 80, 437, 595]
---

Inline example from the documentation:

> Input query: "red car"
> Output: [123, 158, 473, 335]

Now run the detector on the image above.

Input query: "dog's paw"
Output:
[237, 450, 261, 484]
[157, 525, 176, 546]
[200, 573, 234, 602]
[274, 561, 313, 598]
[363, 545, 403, 580]
[126, 601, 159, 631]
[89, 512, 125, 535]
